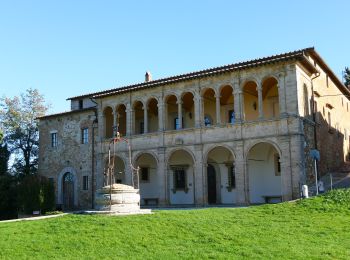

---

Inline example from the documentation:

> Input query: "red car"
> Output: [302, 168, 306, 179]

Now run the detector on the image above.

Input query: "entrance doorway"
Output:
[207, 164, 216, 204]
[63, 172, 74, 210]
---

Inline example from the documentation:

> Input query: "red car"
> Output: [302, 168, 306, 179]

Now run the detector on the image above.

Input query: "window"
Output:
[328, 111, 332, 128]
[81, 128, 89, 144]
[227, 165, 236, 189]
[174, 169, 186, 190]
[228, 110, 235, 124]
[174, 117, 183, 130]
[51, 132, 57, 148]
[83, 176, 88, 190]
[140, 167, 149, 182]
[274, 154, 281, 176]
[79, 100, 83, 109]
[204, 115, 212, 127]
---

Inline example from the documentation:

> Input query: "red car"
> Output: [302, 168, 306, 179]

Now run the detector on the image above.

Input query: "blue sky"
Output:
[1, 0, 349, 113]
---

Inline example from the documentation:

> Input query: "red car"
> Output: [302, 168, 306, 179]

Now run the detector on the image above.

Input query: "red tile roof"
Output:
[67, 47, 318, 100]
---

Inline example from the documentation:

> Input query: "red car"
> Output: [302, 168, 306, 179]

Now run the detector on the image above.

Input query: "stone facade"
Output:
[38, 48, 350, 209]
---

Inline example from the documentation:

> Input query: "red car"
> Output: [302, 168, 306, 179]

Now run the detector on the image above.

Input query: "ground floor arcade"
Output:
[56, 136, 303, 209]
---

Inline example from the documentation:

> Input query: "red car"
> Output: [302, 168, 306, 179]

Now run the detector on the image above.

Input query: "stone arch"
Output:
[167, 148, 196, 205]
[200, 86, 218, 97]
[134, 152, 159, 205]
[246, 141, 283, 204]
[218, 83, 234, 94]
[240, 77, 260, 90]
[133, 150, 159, 166]
[261, 74, 279, 86]
[57, 167, 78, 207]
[164, 92, 179, 103]
[205, 145, 236, 204]
[203, 144, 236, 164]
[245, 139, 282, 159]
[166, 147, 196, 167]
[145, 96, 160, 107]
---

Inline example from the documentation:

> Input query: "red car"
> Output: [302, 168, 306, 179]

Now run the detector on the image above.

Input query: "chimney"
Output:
[145, 71, 152, 82]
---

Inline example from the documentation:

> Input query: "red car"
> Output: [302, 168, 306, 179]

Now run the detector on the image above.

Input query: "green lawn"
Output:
[1, 190, 350, 259]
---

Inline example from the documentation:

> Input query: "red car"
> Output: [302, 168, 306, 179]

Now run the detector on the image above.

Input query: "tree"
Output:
[344, 67, 350, 87]
[0, 129, 18, 220]
[0, 88, 49, 176]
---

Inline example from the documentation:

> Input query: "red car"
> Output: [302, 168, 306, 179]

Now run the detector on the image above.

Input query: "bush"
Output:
[18, 175, 55, 214]
[0, 175, 18, 220]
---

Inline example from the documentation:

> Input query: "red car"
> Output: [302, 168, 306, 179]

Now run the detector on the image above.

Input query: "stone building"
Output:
[38, 47, 350, 209]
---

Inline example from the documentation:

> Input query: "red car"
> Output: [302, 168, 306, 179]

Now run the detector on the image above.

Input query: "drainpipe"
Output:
[90, 98, 98, 209]
[310, 72, 320, 183]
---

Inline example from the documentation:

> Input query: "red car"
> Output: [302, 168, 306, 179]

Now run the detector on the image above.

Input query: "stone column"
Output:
[238, 87, 245, 121]
[194, 94, 202, 128]
[113, 110, 117, 135]
[126, 104, 132, 136]
[177, 100, 183, 129]
[233, 141, 247, 205]
[257, 84, 263, 120]
[157, 148, 167, 205]
[233, 89, 242, 123]
[143, 104, 148, 134]
[194, 145, 204, 205]
[157, 102, 164, 131]
[279, 136, 293, 201]
[277, 73, 287, 117]
[215, 94, 221, 125]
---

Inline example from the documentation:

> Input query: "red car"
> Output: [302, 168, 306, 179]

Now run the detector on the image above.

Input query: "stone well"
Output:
[95, 184, 140, 213]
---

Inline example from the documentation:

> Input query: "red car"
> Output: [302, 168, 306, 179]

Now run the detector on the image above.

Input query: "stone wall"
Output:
[38, 109, 97, 209]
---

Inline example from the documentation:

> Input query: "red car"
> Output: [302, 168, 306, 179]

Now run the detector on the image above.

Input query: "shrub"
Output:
[297, 188, 350, 212]
[18, 175, 55, 214]
[0, 175, 18, 220]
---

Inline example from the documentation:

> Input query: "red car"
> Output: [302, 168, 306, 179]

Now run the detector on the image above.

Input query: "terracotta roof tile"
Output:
[67, 47, 315, 100]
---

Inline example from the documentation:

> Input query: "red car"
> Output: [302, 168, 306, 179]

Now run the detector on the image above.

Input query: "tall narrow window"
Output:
[81, 128, 89, 144]
[328, 111, 332, 128]
[227, 165, 236, 189]
[79, 99, 83, 109]
[274, 155, 281, 176]
[83, 176, 89, 190]
[51, 132, 57, 148]
[174, 169, 186, 190]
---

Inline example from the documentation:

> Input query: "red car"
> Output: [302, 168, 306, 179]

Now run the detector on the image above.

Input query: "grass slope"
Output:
[1, 190, 350, 259]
